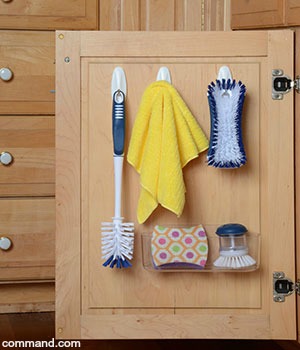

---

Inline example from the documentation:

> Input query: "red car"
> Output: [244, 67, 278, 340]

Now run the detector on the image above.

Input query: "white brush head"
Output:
[101, 219, 134, 261]
[213, 254, 256, 269]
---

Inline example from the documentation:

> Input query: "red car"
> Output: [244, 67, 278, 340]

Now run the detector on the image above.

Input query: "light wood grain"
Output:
[267, 30, 296, 339]
[0, 184, 55, 198]
[56, 31, 81, 339]
[99, 0, 230, 31]
[0, 116, 54, 196]
[295, 28, 300, 343]
[175, 0, 203, 31]
[81, 314, 271, 339]
[141, 0, 175, 30]
[57, 30, 296, 340]
[204, 0, 226, 30]
[80, 31, 268, 57]
[0, 198, 55, 280]
[0, 266, 54, 281]
[0, 0, 98, 30]
[231, 0, 285, 29]
[286, 0, 300, 25]
[0, 31, 55, 115]
[0, 282, 54, 313]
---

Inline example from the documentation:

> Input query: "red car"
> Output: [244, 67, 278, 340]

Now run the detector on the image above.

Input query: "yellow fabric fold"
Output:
[127, 81, 209, 224]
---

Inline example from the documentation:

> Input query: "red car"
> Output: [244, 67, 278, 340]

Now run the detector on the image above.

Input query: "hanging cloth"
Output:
[127, 81, 209, 224]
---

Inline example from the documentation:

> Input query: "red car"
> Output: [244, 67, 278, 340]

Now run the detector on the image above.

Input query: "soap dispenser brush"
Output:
[213, 223, 256, 269]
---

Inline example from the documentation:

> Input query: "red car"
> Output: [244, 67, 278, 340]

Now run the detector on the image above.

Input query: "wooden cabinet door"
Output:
[56, 30, 295, 339]
[0, 0, 98, 30]
[231, 0, 285, 29]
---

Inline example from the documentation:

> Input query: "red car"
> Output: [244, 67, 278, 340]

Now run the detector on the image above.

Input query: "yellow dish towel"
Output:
[127, 81, 209, 224]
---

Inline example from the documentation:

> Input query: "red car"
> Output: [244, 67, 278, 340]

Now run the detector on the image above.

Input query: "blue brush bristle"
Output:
[102, 255, 132, 269]
[207, 78, 246, 168]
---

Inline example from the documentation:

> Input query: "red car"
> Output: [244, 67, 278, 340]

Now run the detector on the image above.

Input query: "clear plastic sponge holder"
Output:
[141, 224, 260, 272]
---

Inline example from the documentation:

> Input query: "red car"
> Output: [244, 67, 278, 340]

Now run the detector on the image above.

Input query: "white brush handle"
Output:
[114, 156, 123, 219]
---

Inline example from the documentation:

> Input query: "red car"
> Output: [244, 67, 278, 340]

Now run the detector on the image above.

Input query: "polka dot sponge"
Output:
[151, 225, 208, 269]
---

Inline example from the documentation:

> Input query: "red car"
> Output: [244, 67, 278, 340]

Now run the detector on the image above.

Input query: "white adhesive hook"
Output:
[156, 67, 172, 83]
[217, 66, 233, 97]
[217, 66, 233, 82]
[111, 67, 127, 98]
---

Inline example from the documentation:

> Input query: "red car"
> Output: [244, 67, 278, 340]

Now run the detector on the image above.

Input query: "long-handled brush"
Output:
[101, 67, 134, 268]
[207, 66, 247, 168]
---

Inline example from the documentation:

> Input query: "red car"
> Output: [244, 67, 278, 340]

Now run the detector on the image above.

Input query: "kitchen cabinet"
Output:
[0, 0, 98, 30]
[56, 30, 296, 339]
[231, 0, 300, 29]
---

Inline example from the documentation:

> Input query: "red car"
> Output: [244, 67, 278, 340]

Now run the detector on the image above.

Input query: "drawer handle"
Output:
[0, 67, 13, 82]
[0, 152, 13, 166]
[1, 0, 13, 3]
[0, 237, 12, 251]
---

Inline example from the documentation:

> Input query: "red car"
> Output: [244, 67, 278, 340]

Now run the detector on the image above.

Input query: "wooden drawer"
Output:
[0, 116, 54, 197]
[231, 0, 285, 29]
[0, 198, 55, 281]
[0, 31, 55, 115]
[0, 0, 98, 30]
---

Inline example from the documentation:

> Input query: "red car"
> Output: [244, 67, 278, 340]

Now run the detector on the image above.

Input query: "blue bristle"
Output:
[103, 255, 132, 269]
[103, 255, 114, 267]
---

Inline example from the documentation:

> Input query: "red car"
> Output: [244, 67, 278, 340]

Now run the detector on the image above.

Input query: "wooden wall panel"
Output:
[205, 0, 230, 30]
[141, 0, 175, 30]
[99, 0, 230, 31]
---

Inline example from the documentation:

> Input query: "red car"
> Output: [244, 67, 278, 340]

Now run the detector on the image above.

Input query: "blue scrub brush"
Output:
[207, 66, 246, 168]
[101, 67, 134, 268]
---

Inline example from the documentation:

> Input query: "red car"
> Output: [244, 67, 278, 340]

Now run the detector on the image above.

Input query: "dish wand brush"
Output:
[101, 67, 134, 268]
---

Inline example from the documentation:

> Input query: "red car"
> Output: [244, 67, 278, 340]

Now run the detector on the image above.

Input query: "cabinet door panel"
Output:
[0, 0, 98, 30]
[56, 31, 295, 339]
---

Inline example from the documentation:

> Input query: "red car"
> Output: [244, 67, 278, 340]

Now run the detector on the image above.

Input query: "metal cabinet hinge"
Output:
[272, 69, 300, 100]
[273, 272, 300, 302]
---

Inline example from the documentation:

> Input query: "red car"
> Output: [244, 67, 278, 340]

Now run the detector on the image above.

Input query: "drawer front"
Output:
[0, 31, 55, 115]
[0, 116, 54, 197]
[0, 0, 98, 30]
[0, 198, 55, 280]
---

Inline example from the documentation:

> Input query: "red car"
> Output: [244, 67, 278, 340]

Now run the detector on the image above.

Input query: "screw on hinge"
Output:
[273, 295, 285, 302]
[273, 271, 285, 279]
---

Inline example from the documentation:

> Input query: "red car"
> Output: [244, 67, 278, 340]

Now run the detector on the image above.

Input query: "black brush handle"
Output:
[112, 90, 125, 156]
